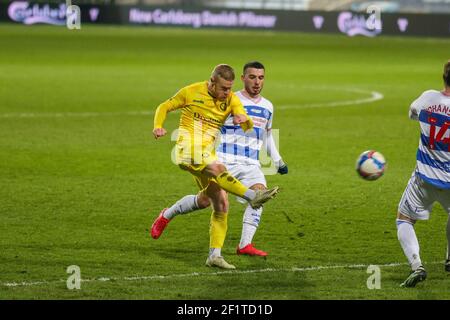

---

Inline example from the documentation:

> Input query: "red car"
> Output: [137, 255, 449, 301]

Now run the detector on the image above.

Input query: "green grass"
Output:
[0, 24, 450, 299]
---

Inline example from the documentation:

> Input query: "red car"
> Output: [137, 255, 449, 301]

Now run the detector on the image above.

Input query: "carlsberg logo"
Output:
[8, 1, 67, 25]
[337, 11, 382, 37]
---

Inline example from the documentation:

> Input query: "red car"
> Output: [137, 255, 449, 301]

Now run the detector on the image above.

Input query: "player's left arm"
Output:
[409, 91, 428, 121]
[266, 111, 288, 175]
[230, 94, 253, 132]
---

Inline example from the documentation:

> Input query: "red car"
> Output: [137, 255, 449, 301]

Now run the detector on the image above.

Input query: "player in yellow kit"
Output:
[151, 64, 279, 269]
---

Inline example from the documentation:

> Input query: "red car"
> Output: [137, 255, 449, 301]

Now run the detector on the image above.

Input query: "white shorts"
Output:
[225, 163, 267, 188]
[225, 163, 266, 204]
[398, 171, 450, 220]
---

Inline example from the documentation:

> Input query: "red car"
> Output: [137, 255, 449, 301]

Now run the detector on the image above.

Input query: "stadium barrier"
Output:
[1, 1, 449, 37]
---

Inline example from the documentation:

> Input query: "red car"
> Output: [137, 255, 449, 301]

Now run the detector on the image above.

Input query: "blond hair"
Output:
[211, 64, 235, 81]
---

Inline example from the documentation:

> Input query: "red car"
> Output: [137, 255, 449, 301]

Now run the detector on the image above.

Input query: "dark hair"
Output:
[243, 61, 265, 74]
[211, 64, 235, 81]
[444, 60, 450, 87]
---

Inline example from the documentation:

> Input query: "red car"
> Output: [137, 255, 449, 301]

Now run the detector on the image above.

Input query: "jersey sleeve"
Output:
[267, 103, 274, 131]
[265, 105, 281, 162]
[409, 91, 430, 121]
[153, 87, 187, 129]
[266, 129, 282, 163]
[230, 93, 253, 132]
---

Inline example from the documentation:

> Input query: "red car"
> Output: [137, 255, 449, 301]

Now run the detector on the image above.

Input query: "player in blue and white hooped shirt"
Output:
[397, 60, 450, 287]
[217, 61, 287, 257]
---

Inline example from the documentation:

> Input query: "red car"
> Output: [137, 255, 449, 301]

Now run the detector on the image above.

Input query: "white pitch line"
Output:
[0, 110, 154, 119]
[278, 88, 384, 109]
[1, 260, 442, 288]
[0, 88, 384, 119]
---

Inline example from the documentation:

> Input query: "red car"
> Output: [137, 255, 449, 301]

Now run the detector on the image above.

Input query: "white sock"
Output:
[243, 189, 256, 201]
[397, 219, 422, 270]
[209, 248, 221, 257]
[239, 224, 257, 249]
[239, 206, 263, 249]
[446, 217, 450, 260]
[163, 195, 199, 220]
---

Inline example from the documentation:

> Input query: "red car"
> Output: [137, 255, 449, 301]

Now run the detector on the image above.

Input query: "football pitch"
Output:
[0, 23, 449, 300]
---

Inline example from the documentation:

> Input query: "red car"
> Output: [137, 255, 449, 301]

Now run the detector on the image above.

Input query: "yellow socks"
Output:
[210, 211, 228, 249]
[214, 171, 249, 198]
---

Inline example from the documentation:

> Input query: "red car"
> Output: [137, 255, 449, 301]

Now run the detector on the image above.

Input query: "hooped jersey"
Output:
[410, 90, 450, 189]
[217, 91, 274, 166]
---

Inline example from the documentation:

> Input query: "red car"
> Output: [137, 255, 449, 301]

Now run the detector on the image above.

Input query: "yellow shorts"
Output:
[175, 144, 218, 192]
[178, 163, 213, 191]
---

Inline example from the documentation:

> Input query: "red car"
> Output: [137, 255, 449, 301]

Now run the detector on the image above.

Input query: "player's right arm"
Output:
[153, 87, 187, 139]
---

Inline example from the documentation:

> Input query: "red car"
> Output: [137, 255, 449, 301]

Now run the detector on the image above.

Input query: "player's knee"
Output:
[250, 183, 266, 191]
[222, 200, 229, 213]
[215, 199, 229, 213]
[205, 163, 227, 177]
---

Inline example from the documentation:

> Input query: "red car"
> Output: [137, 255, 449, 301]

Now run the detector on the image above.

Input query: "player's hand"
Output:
[278, 164, 288, 175]
[233, 114, 253, 132]
[233, 114, 247, 125]
[153, 128, 167, 139]
[276, 159, 288, 175]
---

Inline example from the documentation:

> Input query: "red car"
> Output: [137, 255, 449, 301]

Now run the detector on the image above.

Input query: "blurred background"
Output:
[1, 0, 449, 300]
[1, 0, 449, 37]
[1, 0, 449, 13]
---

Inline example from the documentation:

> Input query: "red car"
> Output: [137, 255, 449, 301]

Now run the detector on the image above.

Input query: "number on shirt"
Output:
[428, 115, 450, 151]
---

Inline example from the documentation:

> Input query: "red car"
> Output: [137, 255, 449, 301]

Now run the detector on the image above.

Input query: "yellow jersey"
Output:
[154, 81, 253, 165]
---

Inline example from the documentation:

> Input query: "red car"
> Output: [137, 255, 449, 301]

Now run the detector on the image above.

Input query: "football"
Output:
[356, 150, 386, 180]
